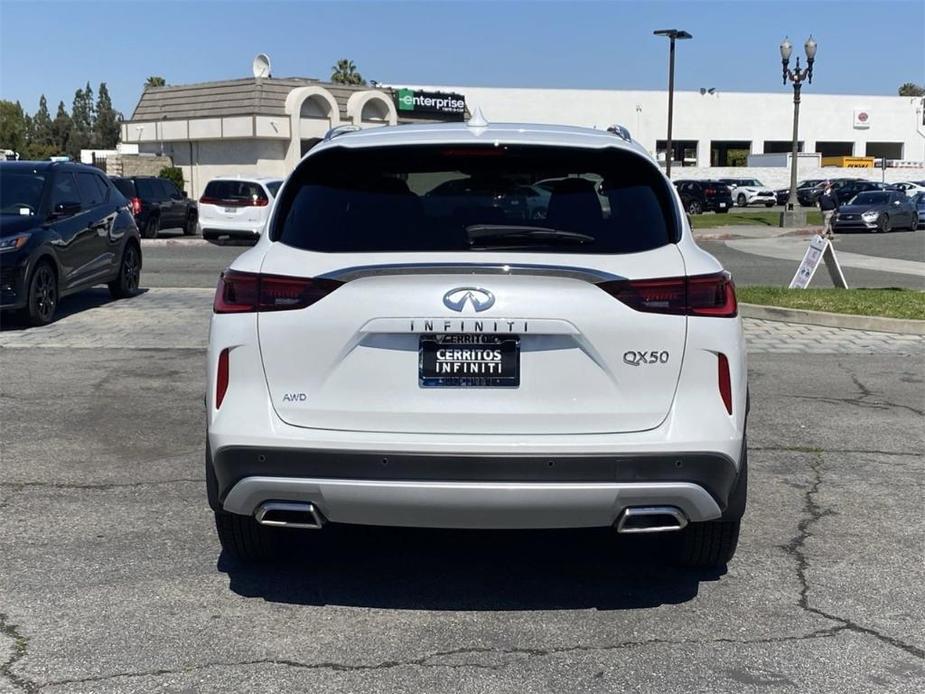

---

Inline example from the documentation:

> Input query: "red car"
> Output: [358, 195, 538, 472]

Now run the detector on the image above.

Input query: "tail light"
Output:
[216, 348, 229, 409]
[213, 270, 342, 313]
[130, 197, 142, 215]
[704, 187, 715, 195]
[717, 353, 733, 414]
[598, 272, 737, 317]
[199, 195, 268, 207]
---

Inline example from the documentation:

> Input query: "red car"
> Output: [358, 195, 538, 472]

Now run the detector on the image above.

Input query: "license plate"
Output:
[718, 202, 727, 208]
[224, 207, 238, 214]
[419, 334, 520, 387]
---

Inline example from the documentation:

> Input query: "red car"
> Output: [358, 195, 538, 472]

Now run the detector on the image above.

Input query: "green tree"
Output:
[330, 59, 365, 86]
[0, 100, 27, 155]
[68, 83, 96, 157]
[51, 100, 72, 156]
[31, 95, 54, 147]
[145, 76, 166, 88]
[159, 166, 185, 190]
[898, 82, 925, 96]
[95, 82, 121, 148]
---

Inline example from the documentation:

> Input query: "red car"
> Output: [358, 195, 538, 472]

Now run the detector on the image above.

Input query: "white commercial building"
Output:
[123, 75, 925, 196]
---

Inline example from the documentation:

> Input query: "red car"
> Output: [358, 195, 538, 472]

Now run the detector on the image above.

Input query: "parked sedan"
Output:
[110, 176, 197, 238]
[719, 178, 776, 207]
[893, 181, 925, 197]
[913, 192, 925, 229]
[1, 161, 141, 325]
[832, 190, 918, 233]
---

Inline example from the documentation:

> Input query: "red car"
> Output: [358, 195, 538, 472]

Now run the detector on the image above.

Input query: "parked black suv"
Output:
[1, 161, 141, 325]
[110, 176, 197, 238]
[673, 179, 733, 214]
[799, 179, 885, 207]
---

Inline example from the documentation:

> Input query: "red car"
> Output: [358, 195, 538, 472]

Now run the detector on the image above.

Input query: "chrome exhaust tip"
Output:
[255, 502, 324, 529]
[616, 506, 688, 534]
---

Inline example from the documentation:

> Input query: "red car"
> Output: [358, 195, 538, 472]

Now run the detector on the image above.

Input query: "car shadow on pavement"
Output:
[0, 287, 149, 331]
[219, 525, 725, 611]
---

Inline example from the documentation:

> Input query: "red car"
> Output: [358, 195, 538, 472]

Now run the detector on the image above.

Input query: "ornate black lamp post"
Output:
[780, 36, 817, 222]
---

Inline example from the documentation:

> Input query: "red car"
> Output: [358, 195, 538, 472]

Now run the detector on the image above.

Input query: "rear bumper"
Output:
[223, 477, 722, 528]
[202, 227, 261, 239]
[213, 448, 738, 528]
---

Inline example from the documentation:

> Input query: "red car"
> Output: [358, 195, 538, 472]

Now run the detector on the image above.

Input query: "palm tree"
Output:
[144, 76, 166, 89]
[898, 82, 925, 97]
[330, 59, 365, 86]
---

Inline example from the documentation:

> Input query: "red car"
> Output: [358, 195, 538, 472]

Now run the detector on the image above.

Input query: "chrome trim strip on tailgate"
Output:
[318, 263, 622, 284]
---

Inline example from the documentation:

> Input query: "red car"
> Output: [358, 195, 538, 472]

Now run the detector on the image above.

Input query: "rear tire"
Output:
[676, 438, 747, 568]
[143, 216, 159, 239]
[184, 212, 197, 236]
[108, 242, 141, 299]
[737, 194, 747, 207]
[214, 511, 280, 563]
[716, 208, 729, 214]
[764, 202, 774, 208]
[676, 519, 741, 568]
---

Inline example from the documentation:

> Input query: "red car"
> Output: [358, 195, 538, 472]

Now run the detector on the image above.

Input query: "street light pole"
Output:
[654, 29, 692, 178]
[780, 36, 816, 223]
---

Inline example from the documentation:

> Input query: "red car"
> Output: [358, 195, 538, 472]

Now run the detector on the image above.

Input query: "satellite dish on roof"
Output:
[252, 53, 271, 78]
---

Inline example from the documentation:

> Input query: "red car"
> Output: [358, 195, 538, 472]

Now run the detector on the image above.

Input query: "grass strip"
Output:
[692, 210, 822, 228]
[738, 286, 925, 320]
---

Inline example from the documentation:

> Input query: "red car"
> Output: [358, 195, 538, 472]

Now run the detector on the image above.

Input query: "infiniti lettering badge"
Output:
[443, 287, 495, 312]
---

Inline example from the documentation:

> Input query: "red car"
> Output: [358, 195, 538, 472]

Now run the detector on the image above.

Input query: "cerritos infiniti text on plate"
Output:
[420, 334, 521, 387]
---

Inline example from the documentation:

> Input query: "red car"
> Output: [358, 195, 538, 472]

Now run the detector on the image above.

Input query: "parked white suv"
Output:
[206, 122, 748, 567]
[720, 178, 777, 207]
[198, 177, 283, 240]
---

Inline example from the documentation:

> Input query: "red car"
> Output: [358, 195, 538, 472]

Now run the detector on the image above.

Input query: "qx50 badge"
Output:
[623, 350, 670, 367]
[443, 287, 495, 313]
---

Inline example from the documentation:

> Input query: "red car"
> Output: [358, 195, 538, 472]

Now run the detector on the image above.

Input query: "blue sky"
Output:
[1, 0, 923, 117]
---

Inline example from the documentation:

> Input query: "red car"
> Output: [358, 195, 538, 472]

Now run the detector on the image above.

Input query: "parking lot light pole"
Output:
[654, 29, 692, 178]
[780, 36, 816, 224]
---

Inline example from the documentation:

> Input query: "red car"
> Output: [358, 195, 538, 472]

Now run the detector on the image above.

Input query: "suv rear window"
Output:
[135, 178, 164, 199]
[274, 145, 677, 254]
[202, 180, 268, 204]
[111, 178, 135, 198]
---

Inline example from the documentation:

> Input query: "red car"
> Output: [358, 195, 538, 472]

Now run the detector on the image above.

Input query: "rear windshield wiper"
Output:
[466, 224, 595, 246]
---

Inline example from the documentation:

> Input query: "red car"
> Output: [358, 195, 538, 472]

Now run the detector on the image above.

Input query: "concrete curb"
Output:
[740, 303, 925, 335]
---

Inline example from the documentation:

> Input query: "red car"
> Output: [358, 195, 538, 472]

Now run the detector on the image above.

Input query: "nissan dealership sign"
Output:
[395, 88, 466, 120]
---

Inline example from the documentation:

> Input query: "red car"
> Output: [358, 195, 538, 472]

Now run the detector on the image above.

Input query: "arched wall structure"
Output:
[285, 86, 341, 169]
[346, 90, 398, 126]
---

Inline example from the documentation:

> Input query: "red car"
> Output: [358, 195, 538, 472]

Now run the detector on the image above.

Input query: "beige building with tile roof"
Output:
[122, 78, 408, 196]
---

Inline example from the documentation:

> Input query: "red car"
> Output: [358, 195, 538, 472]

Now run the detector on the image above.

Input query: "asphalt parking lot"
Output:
[1, 237, 923, 693]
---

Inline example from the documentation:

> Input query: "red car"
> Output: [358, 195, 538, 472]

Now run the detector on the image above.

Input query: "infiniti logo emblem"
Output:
[443, 287, 495, 313]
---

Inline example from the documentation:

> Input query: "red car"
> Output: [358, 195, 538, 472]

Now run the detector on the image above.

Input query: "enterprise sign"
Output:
[395, 88, 466, 119]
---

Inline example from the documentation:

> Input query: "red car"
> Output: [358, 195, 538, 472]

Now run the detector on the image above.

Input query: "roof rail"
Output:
[322, 124, 363, 142]
[606, 124, 632, 142]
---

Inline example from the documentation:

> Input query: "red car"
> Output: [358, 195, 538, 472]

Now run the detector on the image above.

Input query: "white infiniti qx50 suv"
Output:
[206, 120, 748, 567]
